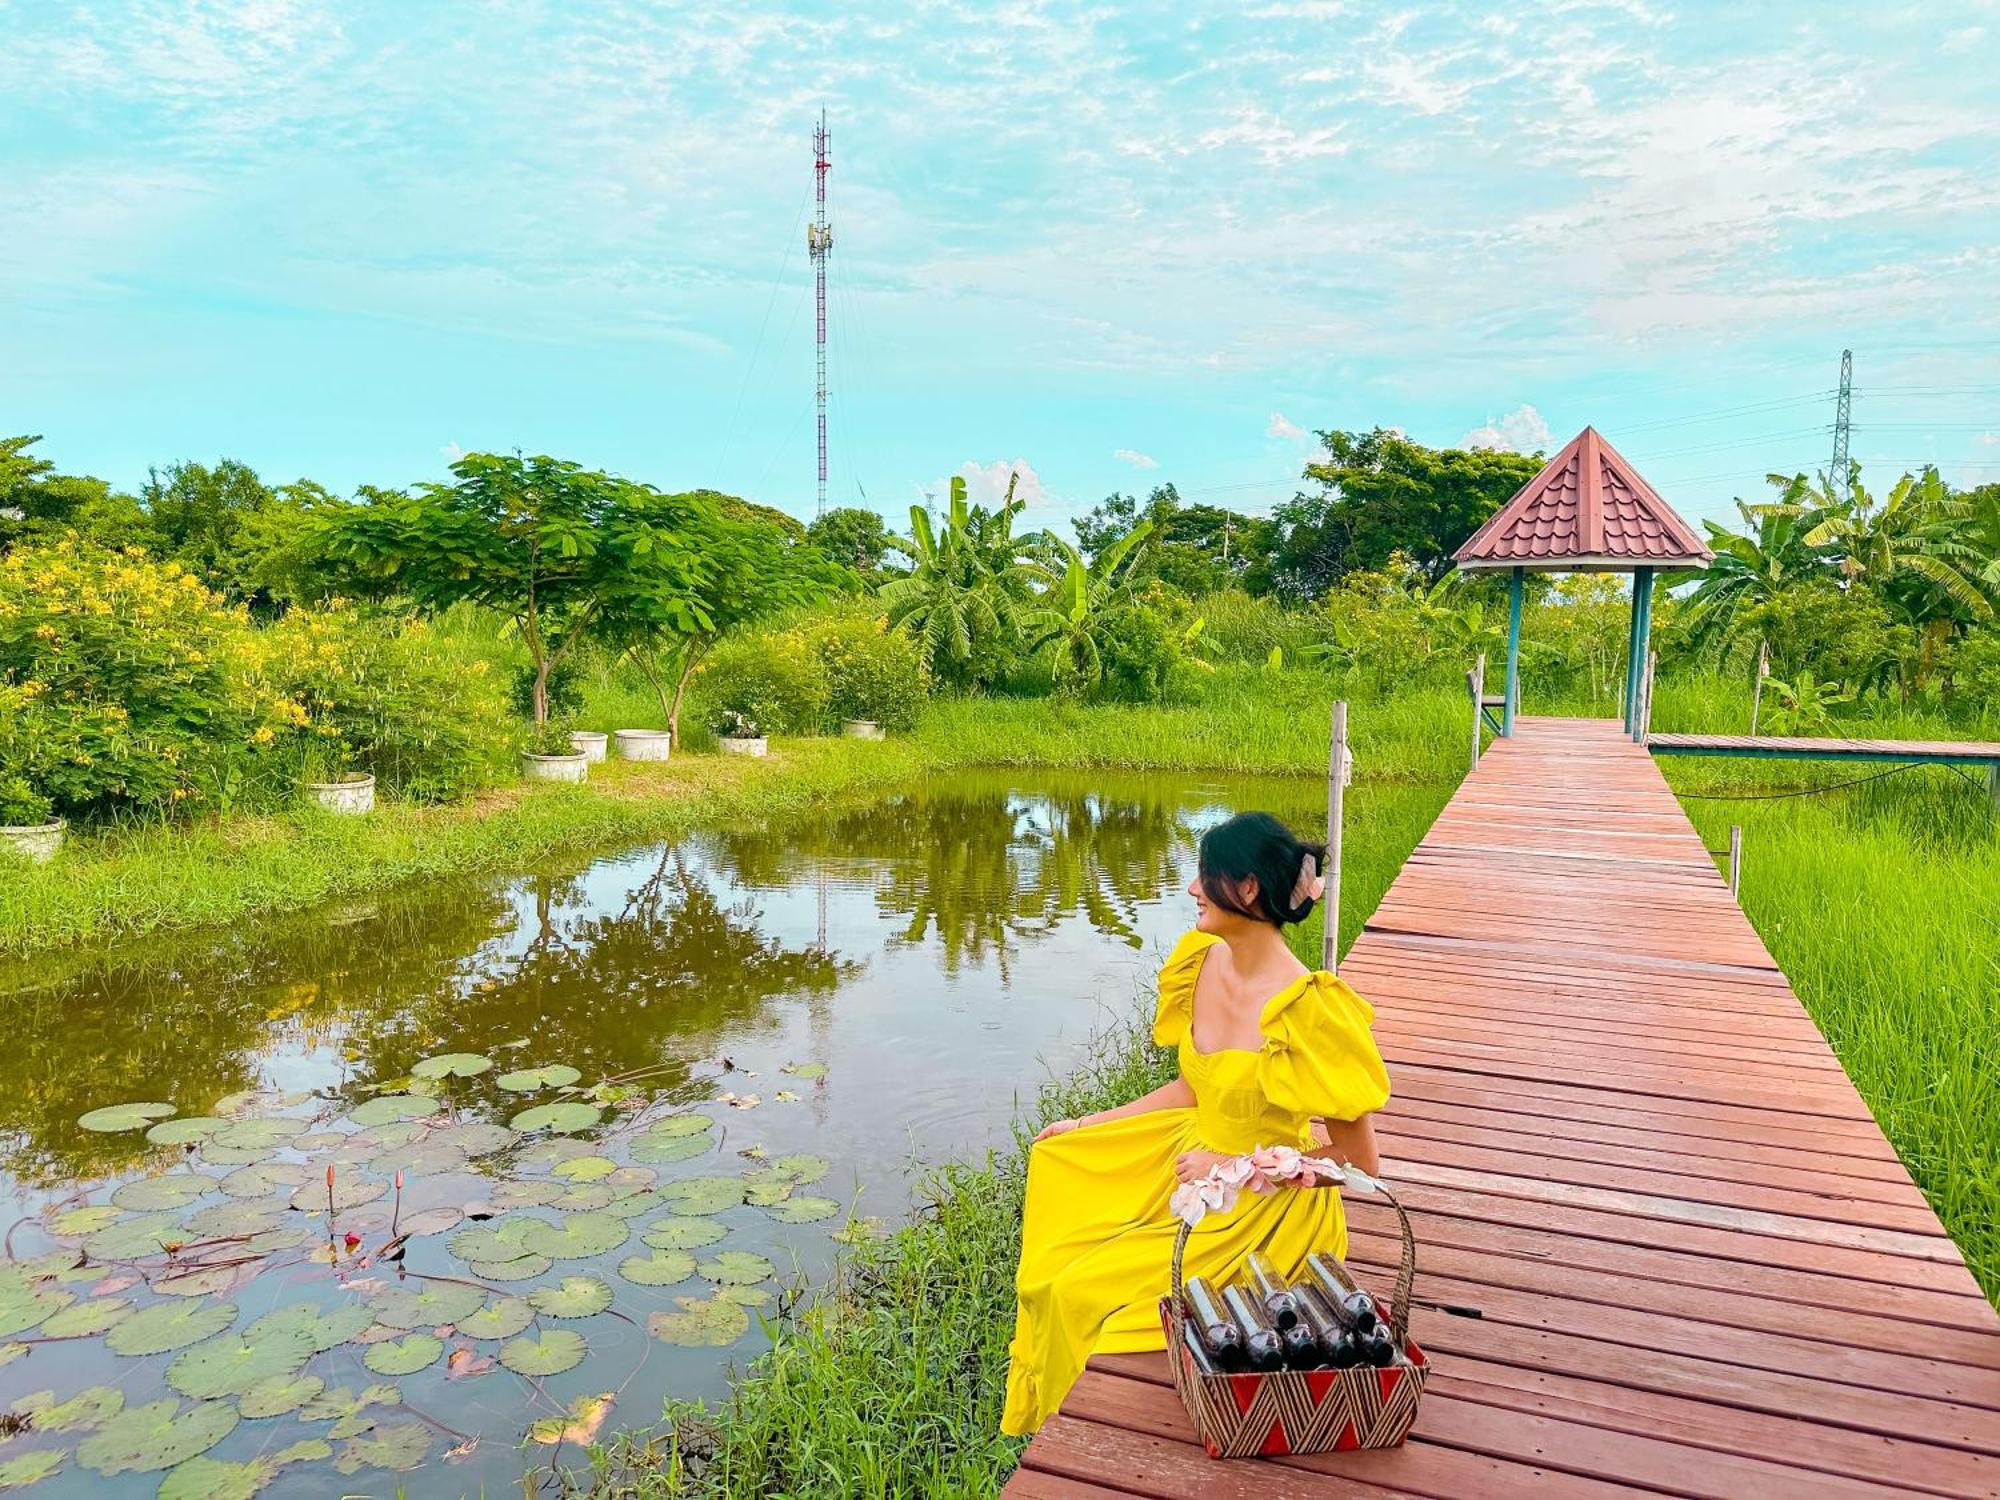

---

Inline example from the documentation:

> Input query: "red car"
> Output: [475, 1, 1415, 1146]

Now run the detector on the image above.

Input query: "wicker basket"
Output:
[1158, 1181, 1429, 1459]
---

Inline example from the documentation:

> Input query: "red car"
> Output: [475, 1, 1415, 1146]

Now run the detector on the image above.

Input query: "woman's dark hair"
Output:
[1196, 812, 1327, 927]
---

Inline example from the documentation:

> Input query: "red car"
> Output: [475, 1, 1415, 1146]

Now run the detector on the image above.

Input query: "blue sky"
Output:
[3, 1, 1997, 535]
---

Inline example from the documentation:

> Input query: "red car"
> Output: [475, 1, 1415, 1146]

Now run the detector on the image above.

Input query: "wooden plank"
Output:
[1007, 716, 2000, 1497]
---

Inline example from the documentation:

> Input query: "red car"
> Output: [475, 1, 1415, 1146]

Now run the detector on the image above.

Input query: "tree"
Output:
[1074, 484, 1277, 596]
[807, 506, 893, 573]
[1680, 491, 1824, 656]
[1271, 428, 1543, 598]
[0, 435, 148, 553]
[611, 493, 845, 745]
[1019, 520, 1155, 695]
[879, 474, 1031, 688]
[319, 453, 711, 724]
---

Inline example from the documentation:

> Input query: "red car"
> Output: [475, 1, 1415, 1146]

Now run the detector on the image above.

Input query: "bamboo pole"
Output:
[1467, 652, 1485, 771]
[1324, 700, 1347, 974]
[1728, 824, 1743, 899]
[1641, 648, 1658, 741]
[1750, 640, 1769, 735]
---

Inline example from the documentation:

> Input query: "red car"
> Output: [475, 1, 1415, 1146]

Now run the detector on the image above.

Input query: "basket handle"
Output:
[1167, 1176, 1418, 1348]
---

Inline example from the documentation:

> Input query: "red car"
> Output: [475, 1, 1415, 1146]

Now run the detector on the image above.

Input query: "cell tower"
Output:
[1829, 348, 1852, 501]
[808, 111, 833, 517]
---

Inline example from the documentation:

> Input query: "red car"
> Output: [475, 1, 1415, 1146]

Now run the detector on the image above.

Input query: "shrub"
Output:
[1190, 588, 1317, 666]
[1743, 583, 1912, 697]
[0, 543, 247, 819]
[508, 654, 587, 723]
[687, 629, 830, 736]
[238, 606, 510, 803]
[810, 615, 927, 730]
[0, 774, 52, 827]
[1095, 603, 1180, 702]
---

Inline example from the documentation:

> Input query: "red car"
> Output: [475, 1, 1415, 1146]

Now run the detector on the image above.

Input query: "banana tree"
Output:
[878, 474, 1030, 687]
[1018, 519, 1154, 694]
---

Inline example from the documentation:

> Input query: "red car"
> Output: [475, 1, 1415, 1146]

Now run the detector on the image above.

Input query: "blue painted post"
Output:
[1503, 567, 1524, 736]
[1624, 567, 1654, 739]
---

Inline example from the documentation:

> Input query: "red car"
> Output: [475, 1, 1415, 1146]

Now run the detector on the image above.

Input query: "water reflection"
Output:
[0, 769, 1398, 1498]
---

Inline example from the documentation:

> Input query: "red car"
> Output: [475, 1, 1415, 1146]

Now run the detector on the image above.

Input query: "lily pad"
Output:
[370, 1139, 468, 1178]
[300, 1383, 400, 1439]
[157, 1441, 332, 1500]
[717, 1284, 776, 1308]
[155, 1264, 257, 1299]
[245, 1301, 374, 1353]
[48, 1204, 122, 1237]
[550, 1183, 614, 1213]
[551, 1155, 618, 1182]
[81, 1211, 183, 1260]
[433, 1122, 514, 1158]
[648, 1296, 750, 1347]
[765, 1153, 830, 1185]
[208, 1117, 302, 1150]
[647, 1112, 716, 1138]
[218, 1162, 311, 1200]
[0, 1450, 62, 1489]
[448, 1220, 538, 1262]
[410, 1052, 492, 1079]
[165, 1325, 314, 1399]
[237, 1373, 324, 1419]
[780, 1061, 828, 1079]
[11, 1384, 124, 1433]
[521, 1213, 628, 1260]
[184, 1200, 287, 1238]
[77, 1102, 175, 1134]
[698, 1250, 775, 1286]
[496, 1064, 581, 1092]
[456, 1296, 534, 1340]
[347, 1094, 440, 1127]
[661, 1176, 745, 1216]
[76, 1398, 237, 1476]
[766, 1194, 841, 1223]
[38, 1298, 133, 1339]
[499, 1329, 587, 1376]
[489, 1179, 564, 1209]
[144, 1116, 228, 1146]
[604, 1188, 664, 1220]
[743, 1179, 793, 1208]
[289, 1175, 386, 1213]
[514, 1137, 595, 1169]
[467, 1253, 552, 1282]
[333, 1420, 431, 1475]
[0, 1280, 70, 1339]
[631, 1132, 713, 1165]
[528, 1274, 613, 1319]
[528, 1390, 617, 1447]
[367, 1281, 485, 1330]
[396, 1206, 464, 1238]
[618, 1250, 695, 1287]
[645, 1217, 727, 1251]
[362, 1332, 442, 1376]
[105, 1299, 237, 1357]
[509, 1101, 601, 1134]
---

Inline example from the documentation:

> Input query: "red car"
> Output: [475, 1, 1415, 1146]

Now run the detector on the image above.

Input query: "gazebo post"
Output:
[1503, 566, 1524, 737]
[1624, 565, 1654, 739]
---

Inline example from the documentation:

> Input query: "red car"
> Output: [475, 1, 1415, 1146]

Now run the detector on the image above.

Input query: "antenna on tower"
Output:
[808, 110, 834, 518]
[1829, 348, 1852, 501]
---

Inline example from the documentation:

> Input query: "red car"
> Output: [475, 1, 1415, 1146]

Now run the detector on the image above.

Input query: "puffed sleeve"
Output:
[1259, 973, 1390, 1121]
[1151, 931, 1220, 1048]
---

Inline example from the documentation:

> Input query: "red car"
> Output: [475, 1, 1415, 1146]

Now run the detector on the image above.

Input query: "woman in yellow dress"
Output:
[1001, 812, 1390, 1436]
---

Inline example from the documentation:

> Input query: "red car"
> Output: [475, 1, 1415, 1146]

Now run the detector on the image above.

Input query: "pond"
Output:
[0, 769, 1442, 1497]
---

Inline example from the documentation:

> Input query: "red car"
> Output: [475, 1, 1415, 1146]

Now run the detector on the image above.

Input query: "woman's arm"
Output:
[1313, 1113, 1381, 1176]
[1034, 1076, 1194, 1142]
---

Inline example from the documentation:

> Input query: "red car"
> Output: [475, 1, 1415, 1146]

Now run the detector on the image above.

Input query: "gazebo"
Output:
[1452, 426, 1712, 739]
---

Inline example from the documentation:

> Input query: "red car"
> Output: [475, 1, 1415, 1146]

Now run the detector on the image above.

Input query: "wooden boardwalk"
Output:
[1005, 715, 2000, 1499]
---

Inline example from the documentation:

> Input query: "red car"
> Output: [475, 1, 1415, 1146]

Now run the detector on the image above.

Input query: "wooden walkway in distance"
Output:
[1005, 715, 2000, 1500]
[1648, 731, 2000, 771]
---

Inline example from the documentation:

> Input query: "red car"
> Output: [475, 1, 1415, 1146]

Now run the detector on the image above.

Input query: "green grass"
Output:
[573, 782, 1449, 1500]
[1673, 766, 2000, 1299]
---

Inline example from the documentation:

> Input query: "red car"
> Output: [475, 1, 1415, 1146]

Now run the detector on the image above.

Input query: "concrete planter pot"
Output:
[718, 736, 768, 758]
[570, 731, 609, 763]
[0, 820, 64, 864]
[522, 752, 589, 783]
[304, 772, 375, 815]
[842, 719, 885, 740]
[613, 729, 673, 762]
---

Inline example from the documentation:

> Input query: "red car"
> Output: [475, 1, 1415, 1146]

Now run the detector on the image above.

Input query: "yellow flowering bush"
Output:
[0, 543, 246, 817]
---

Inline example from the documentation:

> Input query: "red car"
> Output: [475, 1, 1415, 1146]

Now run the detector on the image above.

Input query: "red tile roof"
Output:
[1453, 426, 1712, 571]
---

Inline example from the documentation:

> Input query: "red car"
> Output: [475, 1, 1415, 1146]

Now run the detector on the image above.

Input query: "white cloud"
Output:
[1113, 447, 1157, 469]
[1266, 412, 1307, 442]
[1977, 432, 2000, 447]
[955, 459, 1046, 507]
[1461, 405, 1555, 454]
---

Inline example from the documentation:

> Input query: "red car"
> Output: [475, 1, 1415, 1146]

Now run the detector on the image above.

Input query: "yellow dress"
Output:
[1001, 930, 1391, 1435]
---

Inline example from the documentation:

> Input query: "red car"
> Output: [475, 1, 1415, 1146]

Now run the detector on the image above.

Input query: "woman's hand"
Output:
[1174, 1149, 1232, 1184]
[1034, 1118, 1082, 1143]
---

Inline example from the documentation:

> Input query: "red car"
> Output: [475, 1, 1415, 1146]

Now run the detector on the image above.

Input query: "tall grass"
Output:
[1675, 769, 2000, 1298]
